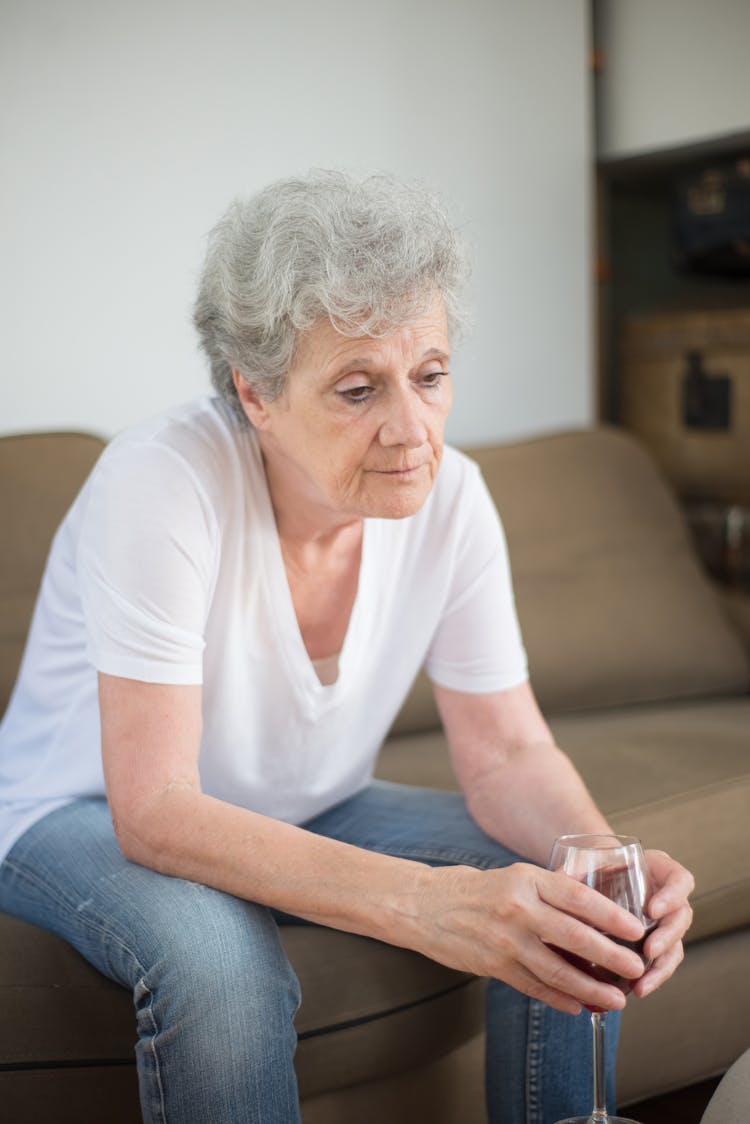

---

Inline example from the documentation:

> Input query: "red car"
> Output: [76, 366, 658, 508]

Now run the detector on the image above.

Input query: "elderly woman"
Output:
[0, 171, 692, 1124]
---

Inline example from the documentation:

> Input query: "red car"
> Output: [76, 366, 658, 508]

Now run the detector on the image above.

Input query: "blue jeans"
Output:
[0, 784, 620, 1123]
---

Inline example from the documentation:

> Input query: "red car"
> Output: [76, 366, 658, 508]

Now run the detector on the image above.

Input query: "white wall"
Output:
[596, 0, 750, 160]
[1, 0, 593, 447]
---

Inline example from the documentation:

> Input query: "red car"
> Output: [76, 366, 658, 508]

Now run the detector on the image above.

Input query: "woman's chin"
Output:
[360, 480, 434, 520]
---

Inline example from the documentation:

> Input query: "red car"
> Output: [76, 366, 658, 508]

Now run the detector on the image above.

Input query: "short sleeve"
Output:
[76, 440, 219, 684]
[425, 461, 528, 693]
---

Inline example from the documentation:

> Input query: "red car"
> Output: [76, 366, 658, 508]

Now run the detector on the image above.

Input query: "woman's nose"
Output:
[378, 389, 429, 448]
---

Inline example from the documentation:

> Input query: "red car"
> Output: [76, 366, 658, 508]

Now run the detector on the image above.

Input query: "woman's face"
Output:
[234, 295, 453, 526]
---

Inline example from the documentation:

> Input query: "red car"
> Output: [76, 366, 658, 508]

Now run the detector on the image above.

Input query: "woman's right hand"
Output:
[411, 862, 647, 1014]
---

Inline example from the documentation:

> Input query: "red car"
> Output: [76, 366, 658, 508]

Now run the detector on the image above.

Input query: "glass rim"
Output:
[552, 833, 643, 851]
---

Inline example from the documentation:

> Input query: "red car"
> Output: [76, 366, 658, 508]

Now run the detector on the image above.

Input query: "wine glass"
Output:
[548, 833, 654, 1124]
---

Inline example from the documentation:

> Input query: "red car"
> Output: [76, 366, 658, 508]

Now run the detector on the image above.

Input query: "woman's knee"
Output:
[132, 881, 302, 1115]
[132, 888, 302, 1123]
[136, 881, 301, 1020]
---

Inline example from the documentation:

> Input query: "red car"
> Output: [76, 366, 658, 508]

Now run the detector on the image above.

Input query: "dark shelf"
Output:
[596, 135, 750, 424]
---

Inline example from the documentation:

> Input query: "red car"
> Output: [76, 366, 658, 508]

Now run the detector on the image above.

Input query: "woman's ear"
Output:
[232, 370, 272, 429]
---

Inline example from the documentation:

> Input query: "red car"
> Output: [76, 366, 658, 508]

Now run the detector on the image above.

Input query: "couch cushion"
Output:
[0, 432, 105, 713]
[551, 698, 750, 943]
[378, 695, 750, 944]
[470, 427, 750, 714]
[0, 911, 482, 1100]
[284, 927, 483, 1097]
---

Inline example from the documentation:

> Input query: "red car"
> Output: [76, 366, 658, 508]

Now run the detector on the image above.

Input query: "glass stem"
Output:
[591, 1011, 608, 1122]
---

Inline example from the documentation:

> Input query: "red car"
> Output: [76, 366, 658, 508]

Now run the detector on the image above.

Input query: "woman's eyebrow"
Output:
[332, 358, 377, 376]
[328, 347, 451, 383]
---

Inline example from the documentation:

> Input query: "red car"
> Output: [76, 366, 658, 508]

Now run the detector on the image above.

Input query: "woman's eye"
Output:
[420, 370, 447, 388]
[338, 385, 373, 404]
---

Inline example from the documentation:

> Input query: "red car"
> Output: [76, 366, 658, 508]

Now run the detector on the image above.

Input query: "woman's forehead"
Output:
[294, 300, 450, 375]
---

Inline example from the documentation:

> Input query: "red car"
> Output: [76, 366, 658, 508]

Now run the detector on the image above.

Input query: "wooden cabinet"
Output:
[595, 137, 750, 590]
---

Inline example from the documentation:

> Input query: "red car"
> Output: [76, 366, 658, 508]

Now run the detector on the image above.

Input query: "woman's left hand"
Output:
[632, 849, 695, 998]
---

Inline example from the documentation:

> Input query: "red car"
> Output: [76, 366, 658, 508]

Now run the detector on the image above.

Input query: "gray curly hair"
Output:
[193, 169, 471, 410]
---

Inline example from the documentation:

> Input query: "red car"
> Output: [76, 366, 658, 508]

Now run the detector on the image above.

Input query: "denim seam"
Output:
[137, 980, 168, 1124]
[526, 998, 543, 1124]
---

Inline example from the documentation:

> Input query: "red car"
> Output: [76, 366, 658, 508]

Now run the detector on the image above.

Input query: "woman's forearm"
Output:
[463, 740, 612, 866]
[99, 674, 431, 950]
[114, 782, 650, 1015]
[114, 785, 431, 948]
[434, 682, 612, 865]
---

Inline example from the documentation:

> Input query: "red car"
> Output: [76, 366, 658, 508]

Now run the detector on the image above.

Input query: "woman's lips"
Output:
[373, 465, 425, 476]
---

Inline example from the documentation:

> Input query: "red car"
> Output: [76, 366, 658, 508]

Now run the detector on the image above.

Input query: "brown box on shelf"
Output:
[620, 307, 750, 503]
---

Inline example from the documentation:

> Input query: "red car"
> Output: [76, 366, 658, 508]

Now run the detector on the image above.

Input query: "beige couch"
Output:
[1, 425, 749, 1122]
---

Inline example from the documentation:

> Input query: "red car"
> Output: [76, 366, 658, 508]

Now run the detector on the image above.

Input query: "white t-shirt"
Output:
[0, 397, 528, 862]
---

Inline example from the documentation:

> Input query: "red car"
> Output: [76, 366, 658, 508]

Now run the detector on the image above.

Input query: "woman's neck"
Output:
[259, 439, 362, 549]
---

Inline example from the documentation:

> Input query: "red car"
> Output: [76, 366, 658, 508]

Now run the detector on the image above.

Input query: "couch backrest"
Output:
[0, 432, 106, 715]
[3, 426, 748, 727]
[393, 426, 750, 732]
[475, 426, 750, 712]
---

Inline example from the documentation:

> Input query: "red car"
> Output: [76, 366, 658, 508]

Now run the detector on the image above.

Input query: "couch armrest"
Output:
[714, 583, 750, 660]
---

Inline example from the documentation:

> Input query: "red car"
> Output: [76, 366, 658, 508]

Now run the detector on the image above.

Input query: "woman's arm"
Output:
[99, 673, 428, 941]
[99, 672, 662, 1015]
[435, 680, 612, 863]
[435, 679, 694, 996]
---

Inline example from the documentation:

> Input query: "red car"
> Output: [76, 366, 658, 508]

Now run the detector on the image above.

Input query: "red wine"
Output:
[550, 862, 655, 1013]
[550, 926, 655, 1013]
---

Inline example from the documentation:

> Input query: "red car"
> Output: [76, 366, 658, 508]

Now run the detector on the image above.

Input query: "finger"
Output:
[539, 903, 646, 982]
[530, 941, 628, 1012]
[631, 939, 685, 998]
[501, 959, 584, 1016]
[539, 869, 645, 941]
[645, 851, 695, 920]
[643, 903, 693, 963]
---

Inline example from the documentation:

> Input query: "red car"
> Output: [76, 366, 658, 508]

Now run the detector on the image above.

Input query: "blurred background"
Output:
[1, 0, 749, 469]
[2, 0, 592, 445]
